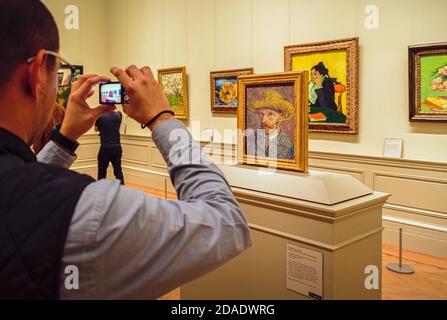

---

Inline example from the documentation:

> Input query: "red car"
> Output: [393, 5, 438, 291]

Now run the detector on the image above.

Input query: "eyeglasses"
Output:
[26, 50, 77, 87]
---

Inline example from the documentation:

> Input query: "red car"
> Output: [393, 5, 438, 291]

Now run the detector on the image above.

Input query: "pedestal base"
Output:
[182, 166, 390, 300]
[386, 263, 415, 274]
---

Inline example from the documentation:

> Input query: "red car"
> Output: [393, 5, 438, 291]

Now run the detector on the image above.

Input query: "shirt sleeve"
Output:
[36, 140, 77, 169]
[60, 119, 252, 300]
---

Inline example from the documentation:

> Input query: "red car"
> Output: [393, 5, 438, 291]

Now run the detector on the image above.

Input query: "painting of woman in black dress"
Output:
[308, 62, 346, 124]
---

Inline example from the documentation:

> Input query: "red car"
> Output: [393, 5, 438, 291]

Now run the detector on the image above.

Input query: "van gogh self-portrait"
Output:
[238, 72, 308, 172]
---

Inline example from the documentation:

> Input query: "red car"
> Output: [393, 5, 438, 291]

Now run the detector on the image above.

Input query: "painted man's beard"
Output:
[263, 126, 280, 138]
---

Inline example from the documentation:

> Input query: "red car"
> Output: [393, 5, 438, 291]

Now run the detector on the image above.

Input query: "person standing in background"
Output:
[33, 102, 65, 154]
[95, 111, 124, 184]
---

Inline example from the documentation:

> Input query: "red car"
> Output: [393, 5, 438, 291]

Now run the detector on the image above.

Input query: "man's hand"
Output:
[314, 74, 323, 88]
[111, 65, 173, 130]
[60, 74, 116, 141]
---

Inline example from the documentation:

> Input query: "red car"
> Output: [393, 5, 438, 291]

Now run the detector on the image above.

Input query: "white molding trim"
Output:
[123, 158, 152, 166]
[384, 203, 447, 221]
[75, 134, 447, 258]
[249, 223, 384, 252]
[123, 165, 169, 178]
[309, 151, 447, 172]
[383, 215, 447, 234]
[373, 171, 447, 185]
[71, 164, 96, 171]
[73, 158, 97, 164]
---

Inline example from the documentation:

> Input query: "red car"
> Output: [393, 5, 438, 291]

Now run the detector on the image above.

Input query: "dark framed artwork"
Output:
[57, 65, 83, 108]
[409, 42, 447, 122]
[284, 38, 359, 134]
[237, 72, 309, 173]
[210, 68, 254, 114]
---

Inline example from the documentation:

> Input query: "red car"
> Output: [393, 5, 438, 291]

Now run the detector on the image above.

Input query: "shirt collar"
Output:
[263, 128, 280, 141]
[0, 127, 36, 163]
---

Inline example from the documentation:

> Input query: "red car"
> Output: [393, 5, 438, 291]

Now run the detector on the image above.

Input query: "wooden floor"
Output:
[128, 183, 447, 300]
[382, 244, 447, 300]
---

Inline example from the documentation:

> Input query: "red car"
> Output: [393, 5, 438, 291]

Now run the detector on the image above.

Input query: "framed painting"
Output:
[409, 42, 447, 122]
[57, 64, 83, 108]
[210, 68, 254, 114]
[158, 66, 189, 120]
[284, 37, 359, 134]
[237, 71, 309, 173]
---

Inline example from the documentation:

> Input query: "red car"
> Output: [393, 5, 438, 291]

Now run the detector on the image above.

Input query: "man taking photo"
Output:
[0, 0, 251, 299]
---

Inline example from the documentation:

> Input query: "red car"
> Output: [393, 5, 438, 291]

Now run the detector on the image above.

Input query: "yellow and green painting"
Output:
[420, 54, 447, 113]
[215, 78, 238, 106]
[292, 50, 347, 124]
[161, 72, 185, 115]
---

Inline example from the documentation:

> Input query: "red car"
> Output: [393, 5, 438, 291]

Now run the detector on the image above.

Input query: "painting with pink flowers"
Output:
[409, 43, 447, 122]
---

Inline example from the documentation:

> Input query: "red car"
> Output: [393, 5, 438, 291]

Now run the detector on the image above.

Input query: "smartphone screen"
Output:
[100, 82, 123, 104]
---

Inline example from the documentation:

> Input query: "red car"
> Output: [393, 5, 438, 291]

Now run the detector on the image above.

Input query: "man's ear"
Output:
[27, 50, 48, 98]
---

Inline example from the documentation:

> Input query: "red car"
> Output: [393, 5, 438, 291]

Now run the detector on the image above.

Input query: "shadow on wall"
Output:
[211, 113, 239, 119]
[409, 122, 447, 135]
[309, 132, 360, 144]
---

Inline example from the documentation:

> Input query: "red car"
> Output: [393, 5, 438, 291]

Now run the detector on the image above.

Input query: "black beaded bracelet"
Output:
[141, 110, 175, 129]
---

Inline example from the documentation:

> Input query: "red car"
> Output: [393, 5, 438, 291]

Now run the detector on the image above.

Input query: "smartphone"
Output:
[99, 82, 129, 105]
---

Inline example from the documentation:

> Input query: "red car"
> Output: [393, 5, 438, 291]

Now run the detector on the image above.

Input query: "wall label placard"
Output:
[383, 138, 403, 158]
[286, 243, 323, 300]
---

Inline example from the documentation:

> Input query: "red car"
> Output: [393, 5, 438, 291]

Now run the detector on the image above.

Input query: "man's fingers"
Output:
[92, 105, 116, 119]
[71, 74, 98, 90]
[141, 66, 154, 79]
[111, 67, 132, 90]
[73, 76, 111, 100]
[125, 65, 144, 80]
[77, 74, 98, 81]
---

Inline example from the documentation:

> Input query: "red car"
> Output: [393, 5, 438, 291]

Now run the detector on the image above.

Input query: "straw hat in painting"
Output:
[248, 89, 294, 120]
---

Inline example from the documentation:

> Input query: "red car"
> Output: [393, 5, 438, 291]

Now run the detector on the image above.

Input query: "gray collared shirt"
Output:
[37, 119, 251, 299]
[246, 129, 294, 160]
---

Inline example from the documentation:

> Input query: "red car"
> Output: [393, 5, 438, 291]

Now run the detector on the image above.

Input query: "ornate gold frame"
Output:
[237, 72, 309, 173]
[409, 42, 447, 122]
[158, 66, 189, 120]
[210, 68, 254, 114]
[284, 37, 359, 134]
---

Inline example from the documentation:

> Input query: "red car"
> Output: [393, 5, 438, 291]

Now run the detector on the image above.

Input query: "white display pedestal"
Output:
[182, 165, 390, 300]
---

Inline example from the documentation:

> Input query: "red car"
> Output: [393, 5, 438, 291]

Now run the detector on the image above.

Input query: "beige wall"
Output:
[102, 0, 447, 163]
[43, 0, 110, 133]
[44, 0, 447, 258]
[43, 0, 108, 76]
[45, 0, 447, 162]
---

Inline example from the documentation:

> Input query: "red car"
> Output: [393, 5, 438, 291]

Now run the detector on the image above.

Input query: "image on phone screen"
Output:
[100, 82, 123, 104]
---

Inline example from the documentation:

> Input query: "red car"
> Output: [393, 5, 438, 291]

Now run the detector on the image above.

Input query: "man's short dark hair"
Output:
[0, 0, 59, 88]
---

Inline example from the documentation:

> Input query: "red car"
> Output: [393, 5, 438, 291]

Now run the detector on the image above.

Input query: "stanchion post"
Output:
[386, 228, 415, 274]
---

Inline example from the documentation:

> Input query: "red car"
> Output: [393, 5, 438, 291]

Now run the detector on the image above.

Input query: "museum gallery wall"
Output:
[43, 0, 447, 163]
